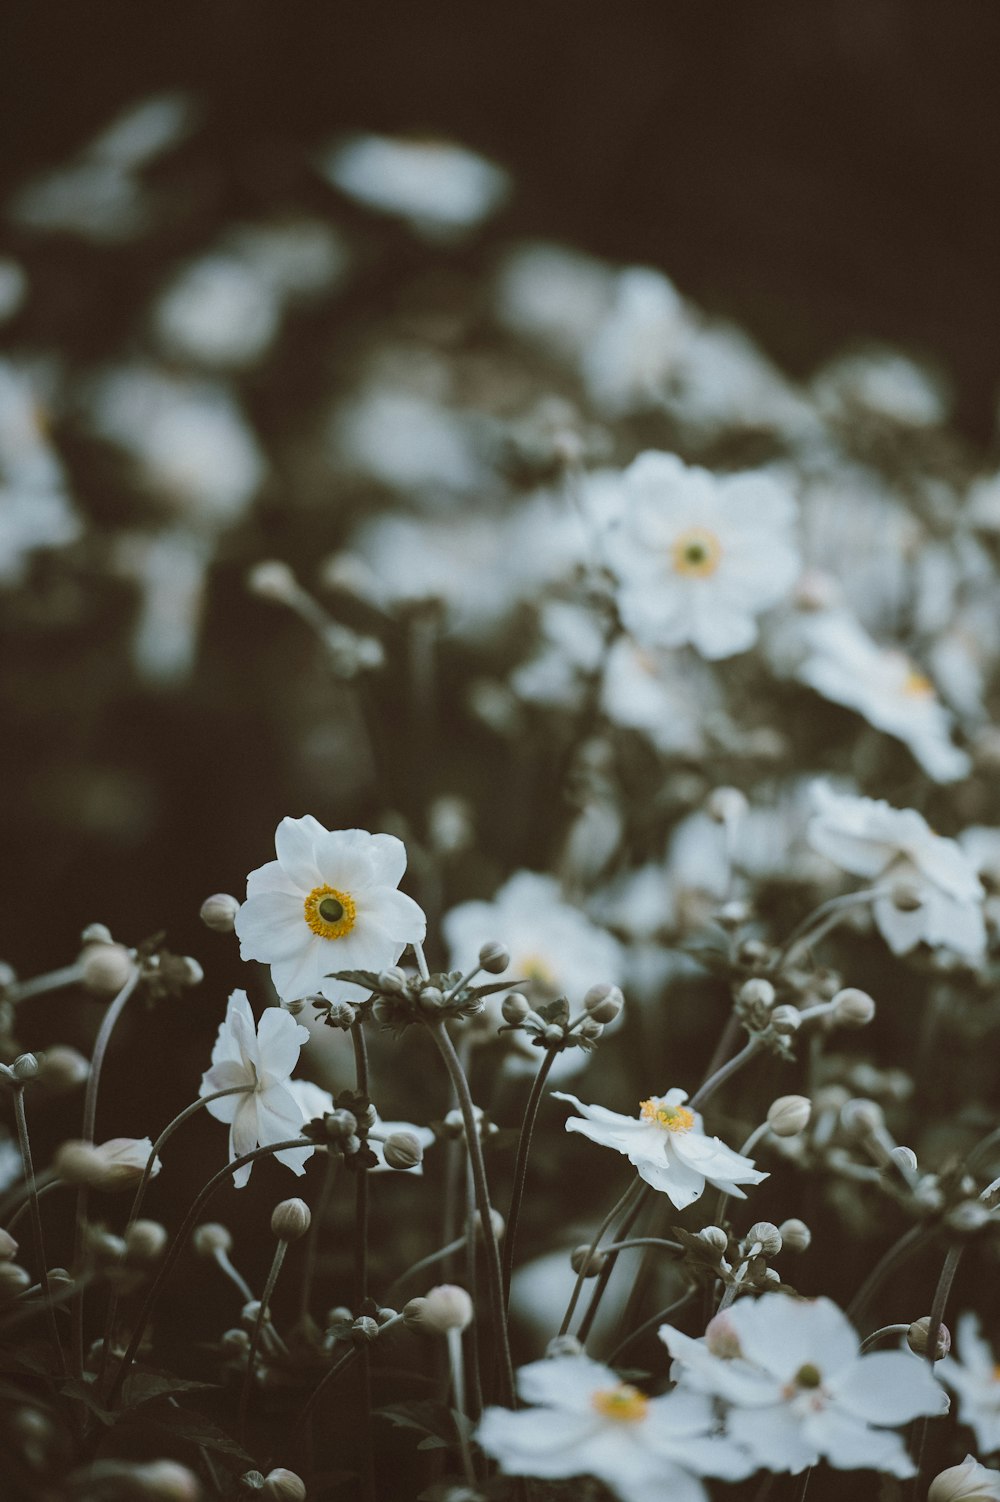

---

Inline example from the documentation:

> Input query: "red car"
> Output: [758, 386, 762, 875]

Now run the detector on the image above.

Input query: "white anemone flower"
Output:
[553, 1088, 766, 1209]
[285, 1079, 435, 1176]
[477, 1354, 753, 1502]
[807, 783, 986, 958]
[199, 991, 312, 1188]
[939, 1313, 1000, 1453]
[661, 1293, 948, 1477]
[602, 451, 800, 660]
[929, 1454, 1000, 1501]
[235, 817, 427, 1004]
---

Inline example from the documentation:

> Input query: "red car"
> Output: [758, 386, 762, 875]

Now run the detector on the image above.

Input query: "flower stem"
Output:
[845, 1222, 931, 1326]
[239, 1239, 288, 1445]
[351, 1021, 376, 1502]
[447, 1325, 478, 1490]
[688, 1036, 763, 1112]
[300, 1152, 339, 1319]
[604, 1288, 696, 1366]
[501, 1046, 558, 1308]
[576, 1186, 650, 1345]
[908, 1242, 963, 1495]
[3, 1174, 61, 1234]
[859, 1323, 909, 1353]
[772, 886, 887, 972]
[11, 1084, 66, 1374]
[8, 962, 84, 1005]
[557, 1177, 643, 1338]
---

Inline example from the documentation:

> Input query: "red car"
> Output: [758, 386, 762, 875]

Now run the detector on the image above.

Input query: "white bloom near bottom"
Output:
[939, 1313, 1000, 1453]
[476, 1355, 753, 1502]
[661, 1293, 948, 1477]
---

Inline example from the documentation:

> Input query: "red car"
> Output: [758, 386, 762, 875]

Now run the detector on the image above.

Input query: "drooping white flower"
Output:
[321, 134, 509, 239]
[602, 451, 800, 660]
[939, 1313, 1000, 1454]
[929, 1454, 1000, 1502]
[477, 1354, 753, 1502]
[199, 991, 312, 1189]
[285, 1079, 435, 1176]
[661, 1293, 948, 1477]
[807, 783, 986, 957]
[553, 1088, 766, 1209]
[235, 817, 426, 1004]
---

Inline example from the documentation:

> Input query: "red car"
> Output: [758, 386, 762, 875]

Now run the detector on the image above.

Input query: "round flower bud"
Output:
[0, 1228, 18, 1260]
[929, 1455, 1000, 1502]
[543, 1024, 564, 1046]
[11, 1053, 39, 1082]
[79, 943, 136, 995]
[323, 1110, 358, 1143]
[582, 983, 624, 1024]
[833, 987, 876, 1027]
[240, 1474, 265, 1492]
[261, 1470, 307, 1502]
[501, 993, 531, 1025]
[706, 786, 748, 824]
[889, 1145, 918, 1175]
[767, 1095, 811, 1138]
[125, 1220, 169, 1263]
[890, 877, 924, 912]
[478, 941, 510, 975]
[80, 923, 114, 946]
[177, 957, 203, 988]
[355, 1101, 378, 1132]
[907, 1316, 951, 1360]
[128, 1460, 202, 1502]
[221, 1328, 251, 1355]
[570, 1245, 606, 1277]
[946, 1200, 992, 1235]
[271, 1199, 312, 1242]
[578, 1018, 604, 1040]
[377, 966, 409, 995]
[717, 899, 752, 929]
[476, 1209, 506, 1242]
[739, 977, 776, 1011]
[403, 1284, 474, 1335]
[200, 893, 240, 933]
[839, 1098, 885, 1137]
[546, 1334, 584, 1359]
[351, 1315, 380, 1344]
[35, 1045, 89, 1093]
[247, 560, 298, 602]
[54, 1137, 157, 1193]
[382, 1131, 424, 1171]
[325, 999, 356, 1029]
[777, 1218, 812, 1253]
[769, 1004, 801, 1035]
[192, 1223, 232, 1257]
[377, 1306, 398, 1324]
[419, 986, 446, 1013]
[704, 1312, 743, 1359]
[0, 1263, 32, 1300]
[746, 1222, 782, 1258]
[698, 1225, 730, 1255]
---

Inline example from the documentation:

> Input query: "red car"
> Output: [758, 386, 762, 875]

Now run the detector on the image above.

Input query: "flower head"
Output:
[199, 991, 312, 1188]
[235, 817, 426, 1004]
[929, 1455, 1000, 1502]
[939, 1313, 1000, 1454]
[553, 1088, 767, 1209]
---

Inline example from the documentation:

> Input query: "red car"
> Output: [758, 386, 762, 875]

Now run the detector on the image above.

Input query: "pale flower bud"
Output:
[125, 1220, 169, 1263]
[476, 1208, 505, 1241]
[840, 1098, 884, 1137]
[377, 966, 409, 995]
[832, 987, 876, 1027]
[546, 1334, 584, 1358]
[35, 1045, 90, 1092]
[325, 998, 356, 1028]
[770, 1004, 801, 1035]
[382, 1132, 424, 1171]
[403, 1284, 474, 1334]
[11, 1053, 39, 1081]
[271, 1199, 311, 1242]
[324, 1110, 358, 1143]
[767, 1095, 811, 1138]
[704, 1312, 742, 1359]
[81, 922, 114, 945]
[777, 1218, 812, 1253]
[928, 1455, 1000, 1502]
[746, 1222, 782, 1257]
[501, 992, 531, 1024]
[79, 943, 136, 995]
[706, 787, 748, 824]
[177, 957, 203, 988]
[54, 1137, 159, 1192]
[739, 977, 776, 1010]
[543, 1024, 565, 1046]
[351, 1315, 380, 1344]
[247, 560, 298, 602]
[261, 1470, 307, 1502]
[907, 1316, 951, 1360]
[582, 983, 624, 1023]
[128, 1460, 202, 1501]
[570, 1245, 606, 1277]
[889, 1145, 918, 1175]
[192, 1223, 232, 1257]
[0, 1263, 32, 1300]
[891, 877, 924, 912]
[698, 1225, 730, 1255]
[478, 941, 510, 975]
[0, 1228, 18, 1260]
[578, 1017, 604, 1040]
[947, 1200, 992, 1234]
[200, 893, 241, 933]
[419, 986, 446, 1012]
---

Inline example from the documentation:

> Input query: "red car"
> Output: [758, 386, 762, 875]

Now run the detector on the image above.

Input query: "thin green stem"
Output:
[447, 1324, 478, 1490]
[239, 1240, 288, 1445]
[350, 1021, 376, 1502]
[8, 962, 84, 1005]
[909, 1243, 963, 1496]
[12, 1085, 66, 1374]
[772, 886, 888, 972]
[300, 1152, 339, 1319]
[689, 1037, 763, 1112]
[860, 1323, 909, 1353]
[845, 1223, 930, 1326]
[3, 1175, 62, 1235]
[604, 1287, 696, 1367]
[714, 1121, 769, 1227]
[597, 1236, 684, 1257]
[577, 1186, 650, 1345]
[557, 1178, 642, 1338]
[502, 1046, 558, 1308]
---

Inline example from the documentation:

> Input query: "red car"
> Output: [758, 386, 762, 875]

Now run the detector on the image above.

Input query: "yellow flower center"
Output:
[640, 1098, 695, 1132]
[592, 1384, 649, 1423]
[303, 885, 357, 940]
[902, 666, 934, 698]
[671, 527, 722, 578]
[518, 952, 557, 990]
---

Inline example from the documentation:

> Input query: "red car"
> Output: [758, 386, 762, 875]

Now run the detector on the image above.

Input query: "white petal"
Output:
[828, 1352, 949, 1426]
[516, 1356, 617, 1412]
[274, 816, 325, 888]
[476, 1405, 602, 1478]
[255, 1006, 308, 1086]
[727, 1402, 817, 1473]
[803, 1406, 914, 1477]
[235, 892, 311, 962]
[728, 1294, 859, 1384]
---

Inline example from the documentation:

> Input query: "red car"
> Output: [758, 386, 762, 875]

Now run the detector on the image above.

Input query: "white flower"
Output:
[235, 817, 426, 1004]
[477, 1354, 752, 1502]
[582, 267, 691, 416]
[321, 134, 508, 239]
[285, 1079, 435, 1176]
[807, 783, 986, 957]
[602, 452, 800, 660]
[661, 1292, 948, 1477]
[199, 991, 312, 1189]
[153, 254, 282, 369]
[939, 1313, 1000, 1454]
[553, 1088, 766, 1209]
[812, 348, 949, 428]
[600, 636, 713, 755]
[929, 1454, 1000, 1502]
[494, 241, 614, 360]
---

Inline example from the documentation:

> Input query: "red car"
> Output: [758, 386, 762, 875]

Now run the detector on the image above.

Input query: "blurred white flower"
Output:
[813, 348, 950, 427]
[494, 242, 614, 360]
[154, 255, 282, 368]
[600, 636, 713, 755]
[112, 530, 211, 686]
[334, 386, 487, 499]
[662, 1293, 948, 1476]
[582, 266, 691, 415]
[511, 601, 607, 710]
[554, 1088, 766, 1209]
[322, 134, 508, 239]
[0, 361, 81, 584]
[807, 783, 986, 956]
[939, 1313, 1000, 1453]
[664, 323, 818, 441]
[477, 1354, 752, 1502]
[603, 451, 800, 659]
[200, 991, 312, 1189]
[235, 817, 426, 1004]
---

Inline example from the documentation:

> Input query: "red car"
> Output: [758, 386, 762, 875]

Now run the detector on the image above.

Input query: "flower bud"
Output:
[355, 1101, 378, 1132]
[739, 977, 776, 1010]
[177, 957, 203, 988]
[543, 1024, 564, 1046]
[0, 1228, 18, 1260]
[11, 1053, 39, 1082]
[947, 1200, 992, 1234]
[746, 1222, 782, 1258]
[192, 1223, 232, 1257]
[419, 986, 446, 1012]
[261, 1470, 307, 1502]
[476, 1208, 505, 1242]
[222, 1328, 250, 1355]
[777, 1218, 812, 1253]
[351, 1315, 380, 1344]
[240, 1473, 264, 1492]
[324, 1110, 358, 1142]
[81, 922, 114, 946]
[403, 1284, 474, 1334]
[770, 1004, 801, 1035]
[478, 941, 510, 975]
[928, 1455, 1000, 1502]
[54, 1137, 158, 1192]
[704, 1312, 743, 1359]
[200, 893, 240, 933]
[35, 1045, 89, 1092]
[377, 966, 409, 995]
[325, 998, 356, 1028]
[698, 1225, 730, 1255]
[247, 560, 298, 602]
[125, 1220, 169, 1263]
[271, 1199, 311, 1242]
[840, 1098, 884, 1137]
[128, 1460, 202, 1501]
[570, 1245, 606, 1277]
[582, 983, 624, 1024]
[501, 993, 531, 1025]
[717, 899, 752, 929]
[767, 1095, 811, 1138]
[578, 1018, 604, 1040]
[706, 786, 748, 824]
[889, 1145, 918, 1175]
[546, 1334, 584, 1358]
[832, 987, 876, 1027]
[0, 1263, 32, 1300]
[382, 1131, 424, 1171]
[79, 943, 136, 995]
[891, 877, 924, 911]
[907, 1316, 951, 1360]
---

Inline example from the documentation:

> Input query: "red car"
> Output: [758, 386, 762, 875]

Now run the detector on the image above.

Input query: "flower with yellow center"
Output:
[640, 1098, 695, 1132]
[591, 1384, 649, 1424]
[235, 817, 426, 1004]
[671, 526, 722, 578]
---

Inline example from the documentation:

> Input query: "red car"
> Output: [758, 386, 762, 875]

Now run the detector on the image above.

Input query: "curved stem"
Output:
[300, 1152, 339, 1319]
[239, 1240, 288, 1445]
[597, 1236, 684, 1257]
[845, 1223, 930, 1326]
[385, 1233, 467, 1302]
[350, 1022, 376, 1502]
[3, 1175, 62, 1235]
[8, 962, 84, 1005]
[605, 1287, 696, 1366]
[909, 1243, 964, 1495]
[12, 1085, 66, 1374]
[501, 1047, 558, 1308]
[772, 887, 887, 972]
[577, 1186, 650, 1345]
[859, 1323, 909, 1353]
[557, 1178, 642, 1338]
[689, 1037, 762, 1112]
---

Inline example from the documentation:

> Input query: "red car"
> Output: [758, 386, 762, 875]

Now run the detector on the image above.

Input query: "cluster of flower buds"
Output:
[499, 982, 625, 1057]
[312, 954, 514, 1034]
[133, 933, 203, 1002]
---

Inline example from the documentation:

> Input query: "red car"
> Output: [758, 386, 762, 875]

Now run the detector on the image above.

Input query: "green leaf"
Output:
[145, 1405, 255, 1462]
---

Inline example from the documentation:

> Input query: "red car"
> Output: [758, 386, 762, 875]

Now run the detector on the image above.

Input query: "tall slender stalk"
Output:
[908, 1243, 964, 1496]
[351, 1021, 376, 1502]
[299, 1152, 339, 1319]
[501, 1046, 558, 1307]
[557, 1177, 642, 1338]
[11, 1084, 66, 1374]
[239, 1239, 288, 1445]
[576, 1186, 650, 1345]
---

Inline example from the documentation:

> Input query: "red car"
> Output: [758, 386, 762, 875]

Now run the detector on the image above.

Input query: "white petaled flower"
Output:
[807, 783, 986, 958]
[321, 134, 509, 239]
[235, 817, 427, 1004]
[929, 1454, 1000, 1502]
[285, 1079, 435, 1176]
[553, 1088, 766, 1209]
[602, 451, 800, 660]
[476, 1354, 753, 1502]
[939, 1313, 1000, 1454]
[661, 1292, 948, 1477]
[199, 991, 312, 1188]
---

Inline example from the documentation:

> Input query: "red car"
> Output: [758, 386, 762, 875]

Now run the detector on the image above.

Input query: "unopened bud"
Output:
[698, 1226, 730, 1255]
[79, 943, 135, 995]
[261, 1470, 307, 1502]
[221, 1328, 250, 1355]
[324, 1110, 358, 1142]
[377, 966, 409, 995]
[0, 1228, 18, 1260]
[476, 1209, 505, 1242]
[704, 1312, 743, 1359]
[403, 1284, 474, 1334]
[578, 1017, 604, 1040]
[501, 992, 531, 1024]
[54, 1137, 157, 1192]
[582, 983, 624, 1024]
[81, 923, 114, 946]
[840, 1098, 885, 1137]
[891, 878, 924, 912]
[570, 1245, 606, 1277]
[125, 1220, 169, 1263]
[907, 1316, 951, 1360]
[0, 1263, 32, 1300]
[889, 1145, 918, 1175]
[543, 1023, 565, 1046]
[192, 1223, 232, 1257]
[706, 786, 748, 824]
[928, 1455, 1000, 1502]
[200, 893, 240, 933]
[240, 1471, 264, 1491]
[546, 1333, 584, 1358]
[11, 1053, 39, 1082]
[382, 1132, 424, 1171]
[775, 1218, 810, 1253]
[128, 1461, 202, 1501]
[271, 1199, 311, 1242]
[351, 1315, 380, 1344]
[746, 1222, 782, 1258]
[247, 560, 298, 602]
[770, 1004, 801, 1035]
[739, 977, 776, 1010]
[717, 899, 752, 929]
[833, 987, 876, 1027]
[325, 998, 356, 1028]
[284, 999, 309, 1016]
[419, 986, 446, 1012]
[478, 941, 510, 975]
[177, 957, 203, 988]
[767, 1095, 811, 1138]
[35, 1045, 89, 1092]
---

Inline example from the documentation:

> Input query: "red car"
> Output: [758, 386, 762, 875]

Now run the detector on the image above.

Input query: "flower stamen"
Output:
[640, 1098, 695, 1132]
[304, 885, 358, 940]
[592, 1384, 649, 1423]
[671, 526, 722, 578]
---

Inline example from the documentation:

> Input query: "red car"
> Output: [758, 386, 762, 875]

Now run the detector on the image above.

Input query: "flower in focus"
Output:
[807, 783, 986, 957]
[235, 817, 426, 1003]
[477, 1353, 752, 1502]
[199, 991, 312, 1188]
[553, 1088, 766, 1209]
[929, 1454, 1000, 1502]
[601, 451, 800, 659]
[286, 1079, 435, 1175]
[939, 1313, 1000, 1453]
[661, 1292, 948, 1476]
